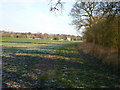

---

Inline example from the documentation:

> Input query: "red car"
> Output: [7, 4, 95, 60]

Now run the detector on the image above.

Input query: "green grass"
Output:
[2, 37, 120, 88]
[2, 37, 73, 43]
[2, 37, 76, 47]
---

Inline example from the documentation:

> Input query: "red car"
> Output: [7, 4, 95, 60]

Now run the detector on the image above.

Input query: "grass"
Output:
[2, 37, 73, 43]
[79, 42, 119, 74]
[2, 37, 120, 88]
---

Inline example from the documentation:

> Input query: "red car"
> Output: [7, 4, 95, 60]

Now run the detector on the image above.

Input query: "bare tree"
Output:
[49, 0, 65, 13]
[70, 2, 119, 30]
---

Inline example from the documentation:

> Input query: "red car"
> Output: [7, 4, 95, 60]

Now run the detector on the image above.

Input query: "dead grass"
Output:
[79, 42, 119, 74]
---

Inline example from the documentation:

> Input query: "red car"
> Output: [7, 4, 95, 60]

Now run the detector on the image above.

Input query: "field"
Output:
[1, 37, 120, 88]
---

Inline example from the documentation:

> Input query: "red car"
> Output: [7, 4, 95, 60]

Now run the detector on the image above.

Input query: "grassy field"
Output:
[2, 37, 120, 88]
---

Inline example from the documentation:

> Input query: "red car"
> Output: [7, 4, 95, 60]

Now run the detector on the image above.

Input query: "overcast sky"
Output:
[0, 0, 81, 36]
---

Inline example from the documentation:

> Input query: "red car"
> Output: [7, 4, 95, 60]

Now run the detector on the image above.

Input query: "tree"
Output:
[49, 0, 64, 12]
[50, 1, 119, 31]
[49, 1, 119, 48]
[70, 2, 119, 30]
[70, 2, 98, 30]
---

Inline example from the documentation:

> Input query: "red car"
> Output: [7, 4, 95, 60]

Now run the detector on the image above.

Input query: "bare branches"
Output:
[49, 0, 65, 12]
[70, 2, 119, 30]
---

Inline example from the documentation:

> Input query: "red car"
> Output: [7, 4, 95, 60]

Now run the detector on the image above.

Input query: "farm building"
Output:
[67, 37, 73, 41]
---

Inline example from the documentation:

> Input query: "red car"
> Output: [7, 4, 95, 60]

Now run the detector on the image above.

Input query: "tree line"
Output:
[50, 1, 119, 49]
[70, 2, 119, 50]
[1, 31, 82, 41]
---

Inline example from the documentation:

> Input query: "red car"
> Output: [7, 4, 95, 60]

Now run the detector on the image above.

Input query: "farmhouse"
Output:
[67, 37, 72, 41]
[76, 36, 82, 41]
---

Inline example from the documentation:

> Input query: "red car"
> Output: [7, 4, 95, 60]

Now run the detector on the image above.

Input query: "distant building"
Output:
[60, 39, 65, 41]
[35, 37, 42, 39]
[50, 38, 54, 40]
[51, 37, 59, 40]
[76, 36, 82, 41]
[67, 37, 72, 41]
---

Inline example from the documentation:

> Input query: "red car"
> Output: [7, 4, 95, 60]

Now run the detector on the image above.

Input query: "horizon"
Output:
[0, 30, 80, 36]
[0, 0, 82, 36]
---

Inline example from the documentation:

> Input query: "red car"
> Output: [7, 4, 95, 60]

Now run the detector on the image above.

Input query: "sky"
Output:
[0, 0, 81, 36]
